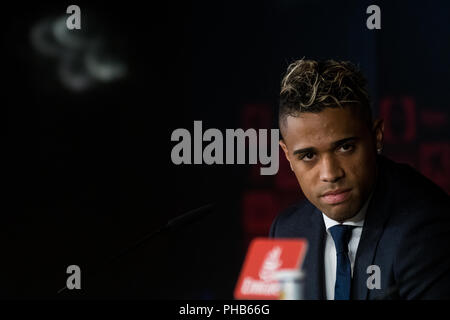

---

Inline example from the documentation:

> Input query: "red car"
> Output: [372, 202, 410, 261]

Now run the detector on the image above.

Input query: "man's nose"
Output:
[319, 155, 344, 183]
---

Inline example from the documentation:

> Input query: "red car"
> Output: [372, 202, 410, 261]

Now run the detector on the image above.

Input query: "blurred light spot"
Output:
[30, 13, 128, 92]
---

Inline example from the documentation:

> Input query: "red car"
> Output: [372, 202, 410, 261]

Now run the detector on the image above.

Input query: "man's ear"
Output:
[372, 119, 384, 153]
[279, 140, 294, 171]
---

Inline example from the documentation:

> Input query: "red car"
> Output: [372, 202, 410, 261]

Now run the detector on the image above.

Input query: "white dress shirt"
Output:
[322, 193, 372, 300]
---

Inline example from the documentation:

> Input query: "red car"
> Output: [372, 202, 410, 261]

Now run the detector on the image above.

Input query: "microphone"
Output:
[166, 202, 215, 230]
[108, 202, 216, 262]
[57, 202, 216, 294]
[234, 238, 308, 300]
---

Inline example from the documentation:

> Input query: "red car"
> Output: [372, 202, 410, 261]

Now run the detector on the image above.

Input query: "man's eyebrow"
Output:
[293, 146, 315, 156]
[292, 137, 358, 156]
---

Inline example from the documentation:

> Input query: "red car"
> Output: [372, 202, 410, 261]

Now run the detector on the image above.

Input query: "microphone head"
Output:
[166, 203, 215, 230]
[234, 237, 308, 300]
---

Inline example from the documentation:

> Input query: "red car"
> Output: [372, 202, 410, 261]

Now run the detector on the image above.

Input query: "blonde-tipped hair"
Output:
[279, 58, 371, 133]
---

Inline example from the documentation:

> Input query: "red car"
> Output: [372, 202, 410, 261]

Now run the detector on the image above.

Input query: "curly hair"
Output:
[279, 58, 371, 135]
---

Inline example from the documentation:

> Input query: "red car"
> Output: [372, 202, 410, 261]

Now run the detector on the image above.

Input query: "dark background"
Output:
[3, 0, 449, 299]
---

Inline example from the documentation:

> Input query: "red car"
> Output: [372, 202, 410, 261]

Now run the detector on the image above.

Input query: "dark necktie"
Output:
[329, 224, 355, 300]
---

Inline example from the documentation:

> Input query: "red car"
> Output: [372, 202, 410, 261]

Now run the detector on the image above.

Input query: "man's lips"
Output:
[321, 189, 352, 205]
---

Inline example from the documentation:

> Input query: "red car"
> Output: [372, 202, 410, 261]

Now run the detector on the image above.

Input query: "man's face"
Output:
[280, 107, 383, 222]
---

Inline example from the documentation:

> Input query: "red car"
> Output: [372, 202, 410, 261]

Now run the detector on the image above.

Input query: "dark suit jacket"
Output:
[269, 155, 450, 299]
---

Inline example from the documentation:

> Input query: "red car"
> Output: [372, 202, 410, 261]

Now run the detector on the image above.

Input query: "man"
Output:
[270, 59, 450, 300]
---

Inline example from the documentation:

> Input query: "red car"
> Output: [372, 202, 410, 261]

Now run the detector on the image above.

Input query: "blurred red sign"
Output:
[234, 238, 308, 300]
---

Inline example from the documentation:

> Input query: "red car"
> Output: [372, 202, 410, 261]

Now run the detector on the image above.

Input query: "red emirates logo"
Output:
[234, 238, 308, 300]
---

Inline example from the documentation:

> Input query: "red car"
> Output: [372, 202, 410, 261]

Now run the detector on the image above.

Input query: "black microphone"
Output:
[57, 202, 216, 294]
[166, 202, 215, 230]
[109, 202, 216, 261]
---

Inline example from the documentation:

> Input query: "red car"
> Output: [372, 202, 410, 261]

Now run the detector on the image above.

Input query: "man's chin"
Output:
[320, 204, 357, 222]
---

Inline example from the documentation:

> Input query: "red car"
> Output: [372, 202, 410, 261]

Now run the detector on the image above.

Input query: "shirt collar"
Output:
[322, 191, 373, 231]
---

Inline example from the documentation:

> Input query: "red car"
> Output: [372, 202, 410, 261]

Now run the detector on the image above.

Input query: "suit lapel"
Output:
[352, 157, 393, 299]
[302, 206, 327, 300]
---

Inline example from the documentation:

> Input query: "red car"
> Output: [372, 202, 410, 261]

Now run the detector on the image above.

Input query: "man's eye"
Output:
[338, 143, 354, 152]
[300, 152, 315, 161]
